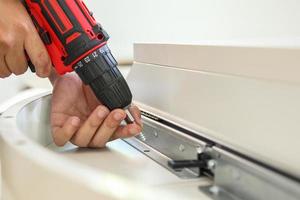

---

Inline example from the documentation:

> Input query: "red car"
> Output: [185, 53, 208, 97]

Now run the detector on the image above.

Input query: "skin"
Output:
[0, 0, 143, 147]
[0, 0, 52, 78]
[50, 72, 142, 148]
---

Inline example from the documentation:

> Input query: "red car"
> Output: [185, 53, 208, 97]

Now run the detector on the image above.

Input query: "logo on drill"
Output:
[84, 56, 91, 63]
[75, 61, 84, 69]
[92, 51, 98, 58]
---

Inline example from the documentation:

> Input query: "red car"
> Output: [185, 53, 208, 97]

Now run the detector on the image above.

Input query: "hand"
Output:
[0, 0, 51, 78]
[50, 72, 143, 148]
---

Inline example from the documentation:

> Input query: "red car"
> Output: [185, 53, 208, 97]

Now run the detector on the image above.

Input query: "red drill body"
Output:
[24, 0, 133, 114]
[25, 0, 109, 74]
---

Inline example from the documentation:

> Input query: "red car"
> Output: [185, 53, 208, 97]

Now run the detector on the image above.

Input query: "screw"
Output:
[209, 186, 220, 195]
[154, 131, 158, 137]
[138, 133, 146, 141]
[207, 159, 217, 170]
[196, 146, 204, 154]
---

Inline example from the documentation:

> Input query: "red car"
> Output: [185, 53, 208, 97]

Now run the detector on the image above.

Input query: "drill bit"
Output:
[124, 106, 135, 124]
[124, 105, 145, 140]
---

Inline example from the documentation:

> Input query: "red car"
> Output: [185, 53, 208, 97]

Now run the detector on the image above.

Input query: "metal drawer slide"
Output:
[125, 111, 300, 200]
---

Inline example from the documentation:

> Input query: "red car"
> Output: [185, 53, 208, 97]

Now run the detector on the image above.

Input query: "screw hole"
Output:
[97, 34, 104, 41]
[143, 149, 150, 153]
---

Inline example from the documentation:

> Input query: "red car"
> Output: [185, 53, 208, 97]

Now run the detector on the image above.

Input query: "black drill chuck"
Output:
[74, 45, 133, 111]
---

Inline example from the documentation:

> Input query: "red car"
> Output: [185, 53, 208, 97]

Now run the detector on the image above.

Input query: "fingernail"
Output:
[71, 118, 80, 126]
[129, 127, 139, 135]
[133, 114, 143, 127]
[98, 107, 108, 118]
[136, 117, 143, 126]
[114, 112, 124, 121]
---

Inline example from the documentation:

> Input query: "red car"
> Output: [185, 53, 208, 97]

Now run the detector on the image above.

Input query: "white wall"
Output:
[1, 0, 300, 103]
[85, 0, 300, 61]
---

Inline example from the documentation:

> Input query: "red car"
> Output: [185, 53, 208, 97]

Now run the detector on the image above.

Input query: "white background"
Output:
[85, 0, 300, 60]
[1, 0, 300, 102]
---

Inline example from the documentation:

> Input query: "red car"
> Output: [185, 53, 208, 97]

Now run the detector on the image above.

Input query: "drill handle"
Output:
[23, 0, 108, 75]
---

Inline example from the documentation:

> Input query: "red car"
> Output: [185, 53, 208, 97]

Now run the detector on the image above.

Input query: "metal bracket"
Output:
[199, 147, 300, 200]
[124, 115, 208, 179]
[125, 112, 300, 200]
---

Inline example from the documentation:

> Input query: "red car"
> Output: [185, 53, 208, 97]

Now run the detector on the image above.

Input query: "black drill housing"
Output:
[74, 45, 133, 110]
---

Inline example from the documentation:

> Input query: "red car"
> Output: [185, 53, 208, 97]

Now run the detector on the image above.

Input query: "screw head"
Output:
[138, 133, 147, 141]
[207, 159, 217, 170]
[197, 146, 204, 154]
[209, 186, 220, 195]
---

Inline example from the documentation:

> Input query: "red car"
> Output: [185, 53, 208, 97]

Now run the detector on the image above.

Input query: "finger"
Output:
[52, 116, 80, 147]
[110, 124, 142, 141]
[24, 27, 51, 78]
[5, 40, 27, 75]
[89, 109, 126, 148]
[129, 105, 142, 126]
[0, 55, 11, 78]
[71, 106, 109, 147]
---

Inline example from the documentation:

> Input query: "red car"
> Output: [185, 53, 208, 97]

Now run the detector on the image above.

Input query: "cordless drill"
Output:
[24, 0, 134, 123]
